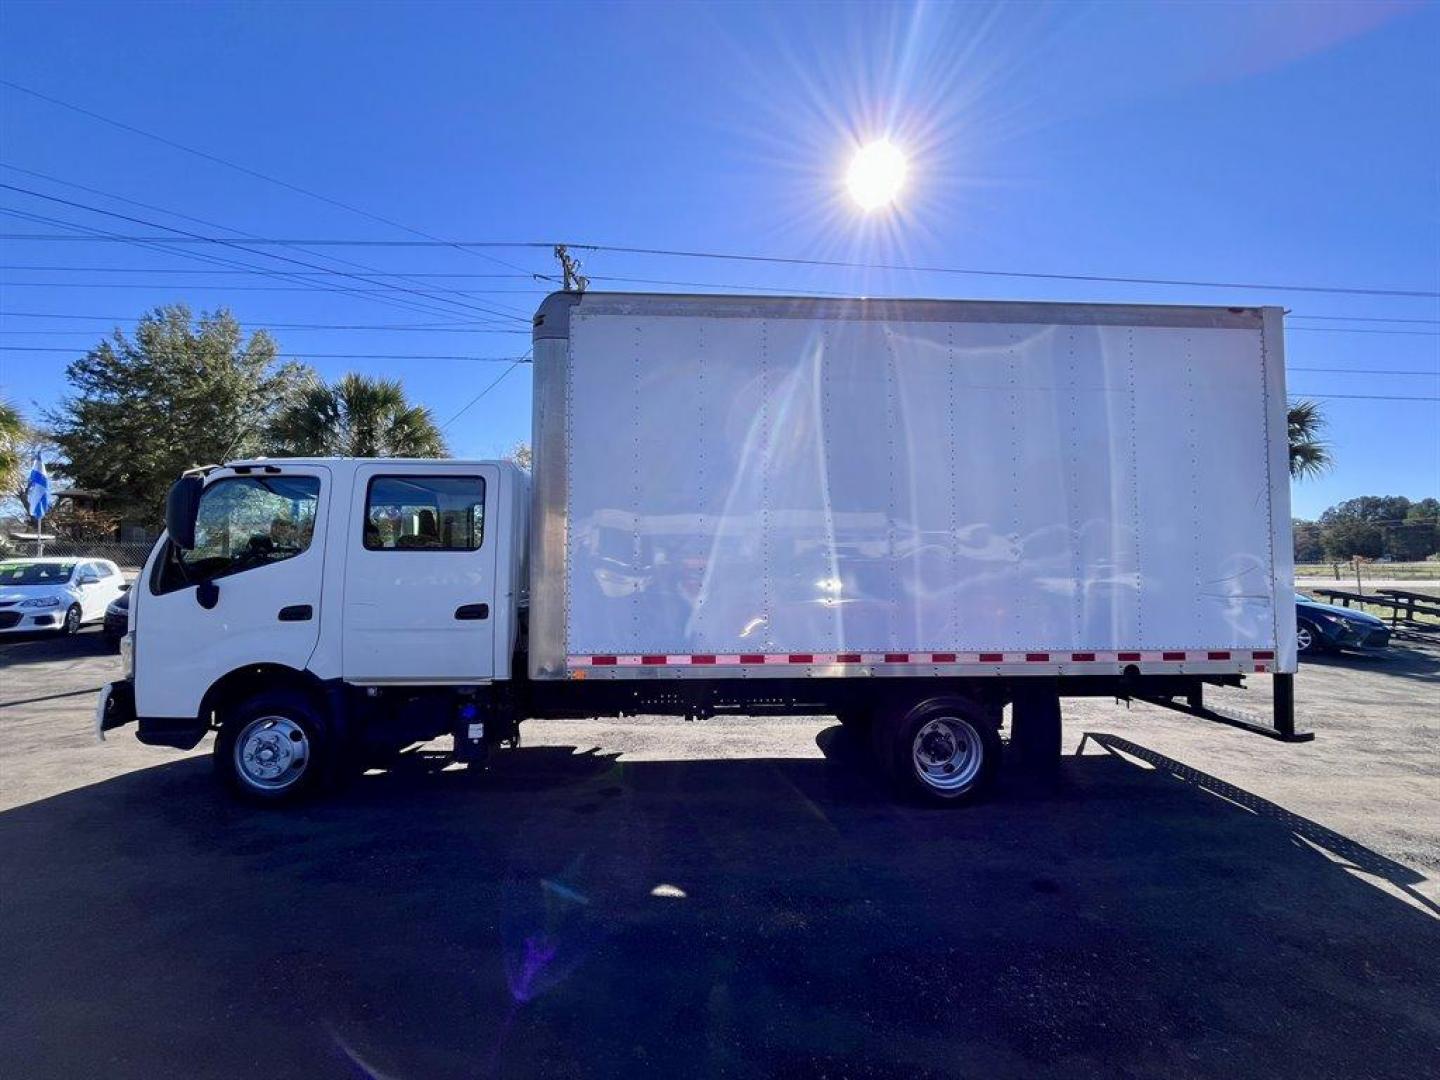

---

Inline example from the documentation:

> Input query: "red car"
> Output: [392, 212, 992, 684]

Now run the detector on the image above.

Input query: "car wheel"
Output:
[1296, 621, 1320, 656]
[215, 690, 330, 805]
[62, 604, 82, 635]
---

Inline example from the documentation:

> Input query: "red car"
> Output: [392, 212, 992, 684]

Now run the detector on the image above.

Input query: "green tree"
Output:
[266, 373, 447, 458]
[1287, 399, 1332, 479]
[1321, 519, 1384, 560]
[1389, 498, 1440, 560]
[0, 399, 27, 500]
[1292, 519, 1324, 562]
[47, 305, 312, 526]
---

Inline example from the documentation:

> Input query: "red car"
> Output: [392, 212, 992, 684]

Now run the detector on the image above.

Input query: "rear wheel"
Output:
[875, 696, 1001, 805]
[215, 689, 329, 805]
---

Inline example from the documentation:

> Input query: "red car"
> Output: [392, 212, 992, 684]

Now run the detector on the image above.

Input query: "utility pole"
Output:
[553, 245, 589, 293]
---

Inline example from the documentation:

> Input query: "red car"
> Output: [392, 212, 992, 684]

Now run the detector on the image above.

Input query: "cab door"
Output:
[342, 464, 499, 684]
[135, 466, 329, 719]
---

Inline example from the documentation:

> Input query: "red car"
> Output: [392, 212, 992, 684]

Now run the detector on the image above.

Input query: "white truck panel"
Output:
[530, 294, 1294, 678]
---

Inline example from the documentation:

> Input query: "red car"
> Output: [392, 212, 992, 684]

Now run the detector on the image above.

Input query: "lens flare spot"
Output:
[846, 139, 907, 210]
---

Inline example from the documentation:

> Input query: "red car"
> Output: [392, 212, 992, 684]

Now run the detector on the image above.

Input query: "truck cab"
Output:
[100, 458, 528, 801]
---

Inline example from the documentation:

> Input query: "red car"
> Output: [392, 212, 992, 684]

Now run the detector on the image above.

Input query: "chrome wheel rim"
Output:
[911, 715, 983, 793]
[235, 716, 309, 792]
[1296, 625, 1313, 653]
[65, 606, 80, 633]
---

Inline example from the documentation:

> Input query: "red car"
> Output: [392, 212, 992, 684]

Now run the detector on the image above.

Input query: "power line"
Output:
[0, 280, 550, 295]
[7, 341, 1431, 382]
[1299, 393, 1440, 402]
[1289, 314, 1440, 325]
[0, 163, 545, 314]
[0, 183, 530, 323]
[0, 311, 525, 331]
[2, 231, 1433, 299]
[0, 203, 527, 327]
[1287, 326, 1438, 337]
[0, 79, 539, 277]
[442, 358, 528, 429]
[1290, 368, 1438, 377]
[0, 263, 539, 279]
[0, 344, 529, 362]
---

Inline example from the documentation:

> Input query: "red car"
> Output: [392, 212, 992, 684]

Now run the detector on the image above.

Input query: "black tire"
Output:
[62, 604, 82, 635]
[1010, 682, 1062, 778]
[875, 695, 1002, 806]
[214, 689, 330, 806]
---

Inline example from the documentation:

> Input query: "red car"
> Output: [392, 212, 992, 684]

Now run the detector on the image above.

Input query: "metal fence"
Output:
[1, 540, 155, 570]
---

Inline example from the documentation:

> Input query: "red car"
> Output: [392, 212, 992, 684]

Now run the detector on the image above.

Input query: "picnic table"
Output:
[1308, 587, 1440, 627]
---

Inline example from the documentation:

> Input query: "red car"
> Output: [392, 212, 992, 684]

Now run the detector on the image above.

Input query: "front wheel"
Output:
[215, 690, 330, 805]
[62, 604, 82, 635]
[876, 696, 1001, 806]
[1296, 621, 1322, 656]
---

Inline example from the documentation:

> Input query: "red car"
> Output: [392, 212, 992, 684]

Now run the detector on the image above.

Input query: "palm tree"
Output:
[1287, 398, 1332, 479]
[0, 398, 29, 498]
[267, 374, 448, 458]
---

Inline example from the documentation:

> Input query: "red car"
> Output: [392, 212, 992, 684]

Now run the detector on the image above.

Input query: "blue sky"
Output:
[1, 0, 1435, 520]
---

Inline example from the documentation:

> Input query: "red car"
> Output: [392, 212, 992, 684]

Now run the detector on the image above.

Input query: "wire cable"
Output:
[0, 79, 540, 277]
[0, 183, 530, 323]
[441, 357, 528, 429]
[1, 230, 1432, 298]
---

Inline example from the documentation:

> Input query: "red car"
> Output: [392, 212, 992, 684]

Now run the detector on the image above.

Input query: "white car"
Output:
[0, 557, 128, 635]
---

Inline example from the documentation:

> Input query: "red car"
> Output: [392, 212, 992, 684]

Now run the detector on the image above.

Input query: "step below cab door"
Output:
[342, 464, 500, 684]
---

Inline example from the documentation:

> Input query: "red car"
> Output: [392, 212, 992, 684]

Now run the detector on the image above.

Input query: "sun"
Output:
[846, 139, 908, 211]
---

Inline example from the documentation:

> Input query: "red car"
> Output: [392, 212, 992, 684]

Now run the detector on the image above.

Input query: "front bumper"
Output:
[1316, 620, 1391, 650]
[0, 608, 62, 632]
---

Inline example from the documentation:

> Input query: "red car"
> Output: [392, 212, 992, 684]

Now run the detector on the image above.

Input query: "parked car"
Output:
[1295, 593, 1391, 656]
[103, 589, 131, 651]
[0, 558, 128, 635]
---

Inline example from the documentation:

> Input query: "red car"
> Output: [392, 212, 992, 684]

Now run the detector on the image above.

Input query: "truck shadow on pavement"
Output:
[2, 730, 1437, 1080]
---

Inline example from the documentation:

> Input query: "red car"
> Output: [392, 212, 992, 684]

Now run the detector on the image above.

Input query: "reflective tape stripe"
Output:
[568, 649, 1277, 667]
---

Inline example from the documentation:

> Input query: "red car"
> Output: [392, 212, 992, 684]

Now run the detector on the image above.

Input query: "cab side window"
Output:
[154, 475, 321, 593]
[364, 476, 485, 551]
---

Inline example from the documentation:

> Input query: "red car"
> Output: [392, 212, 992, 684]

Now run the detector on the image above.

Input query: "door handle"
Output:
[278, 604, 313, 622]
[455, 603, 489, 621]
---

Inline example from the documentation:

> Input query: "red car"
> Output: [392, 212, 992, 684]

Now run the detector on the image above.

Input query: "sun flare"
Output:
[846, 139, 908, 210]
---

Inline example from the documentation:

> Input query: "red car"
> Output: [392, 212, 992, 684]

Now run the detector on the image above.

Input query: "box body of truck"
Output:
[530, 292, 1295, 681]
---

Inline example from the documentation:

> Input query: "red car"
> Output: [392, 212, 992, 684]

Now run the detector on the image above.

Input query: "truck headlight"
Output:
[20, 596, 61, 608]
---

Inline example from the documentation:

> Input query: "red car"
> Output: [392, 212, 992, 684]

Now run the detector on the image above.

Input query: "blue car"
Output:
[1295, 593, 1390, 656]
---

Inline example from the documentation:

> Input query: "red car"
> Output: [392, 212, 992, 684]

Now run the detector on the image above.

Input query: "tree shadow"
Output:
[1300, 639, 1440, 682]
[2, 729, 1437, 1080]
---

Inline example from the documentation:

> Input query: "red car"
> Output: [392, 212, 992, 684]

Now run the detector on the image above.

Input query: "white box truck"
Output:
[98, 292, 1304, 805]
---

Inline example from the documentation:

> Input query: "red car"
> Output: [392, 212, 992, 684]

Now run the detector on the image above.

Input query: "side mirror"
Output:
[77, 571, 100, 585]
[119, 582, 131, 593]
[165, 475, 203, 550]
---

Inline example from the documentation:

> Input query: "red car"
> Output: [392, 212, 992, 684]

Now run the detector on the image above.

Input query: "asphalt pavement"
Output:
[1, 626, 1437, 1078]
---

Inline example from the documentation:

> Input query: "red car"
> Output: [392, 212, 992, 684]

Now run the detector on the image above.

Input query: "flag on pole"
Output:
[25, 453, 51, 520]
